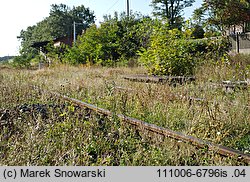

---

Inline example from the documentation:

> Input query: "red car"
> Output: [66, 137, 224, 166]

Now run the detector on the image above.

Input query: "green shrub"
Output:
[12, 54, 33, 68]
[138, 25, 231, 76]
[63, 13, 159, 66]
[63, 45, 86, 65]
[191, 25, 205, 39]
[139, 26, 197, 76]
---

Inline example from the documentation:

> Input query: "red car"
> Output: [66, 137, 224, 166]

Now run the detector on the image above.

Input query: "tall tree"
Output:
[151, 0, 195, 28]
[48, 4, 95, 38]
[18, 25, 38, 55]
[17, 4, 95, 56]
[194, 0, 250, 34]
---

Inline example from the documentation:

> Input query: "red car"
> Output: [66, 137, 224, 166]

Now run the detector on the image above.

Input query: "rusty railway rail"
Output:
[52, 92, 250, 163]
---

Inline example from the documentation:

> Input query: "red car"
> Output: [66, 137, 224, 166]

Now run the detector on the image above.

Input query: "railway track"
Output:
[51, 92, 250, 163]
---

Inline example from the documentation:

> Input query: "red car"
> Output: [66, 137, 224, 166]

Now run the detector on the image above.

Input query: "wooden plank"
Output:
[123, 75, 195, 85]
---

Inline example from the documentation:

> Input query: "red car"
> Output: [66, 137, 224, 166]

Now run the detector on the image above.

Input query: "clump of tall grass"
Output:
[0, 62, 249, 165]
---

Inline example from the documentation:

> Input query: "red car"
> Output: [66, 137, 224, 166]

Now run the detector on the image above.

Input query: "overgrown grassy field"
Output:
[0, 56, 249, 165]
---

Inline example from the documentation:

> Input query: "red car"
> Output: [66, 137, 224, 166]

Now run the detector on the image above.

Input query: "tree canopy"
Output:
[17, 4, 95, 55]
[13, 1, 231, 75]
[151, 0, 195, 29]
[193, 0, 250, 34]
[64, 12, 158, 66]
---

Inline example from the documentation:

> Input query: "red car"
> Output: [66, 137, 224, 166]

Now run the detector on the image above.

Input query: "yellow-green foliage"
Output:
[139, 25, 231, 76]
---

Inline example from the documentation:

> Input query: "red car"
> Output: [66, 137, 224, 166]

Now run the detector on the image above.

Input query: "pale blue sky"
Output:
[0, 0, 202, 57]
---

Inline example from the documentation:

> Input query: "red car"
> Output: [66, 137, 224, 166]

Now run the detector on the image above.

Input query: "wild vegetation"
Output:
[1, 0, 249, 165]
[0, 53, 249, 165]
[151, 0, 195, 29]
[12, 1, 250, 70]
[13, 3, 95, 68]
[62, 13, 156, 66]
[193, 0, 250, 34]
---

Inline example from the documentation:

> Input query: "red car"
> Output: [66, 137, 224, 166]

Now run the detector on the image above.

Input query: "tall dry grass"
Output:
[0, 59, 249, 165]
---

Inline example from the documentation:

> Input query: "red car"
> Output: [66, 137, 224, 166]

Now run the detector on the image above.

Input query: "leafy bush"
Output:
[191, 25, 205, 39]
[139, 26, 196, 76]
[45, 42, 69, 63]
[63, 46, 86, 65]
[228, 53, 250, 79]
[139, 24, 231, 76]
[64, 13, 158, 66]
[12, 54, 33, 68]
